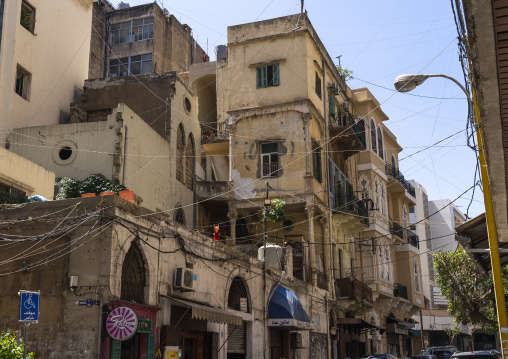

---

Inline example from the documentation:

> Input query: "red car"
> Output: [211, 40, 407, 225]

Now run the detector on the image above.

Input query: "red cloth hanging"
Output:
[213, 225, 220, 241]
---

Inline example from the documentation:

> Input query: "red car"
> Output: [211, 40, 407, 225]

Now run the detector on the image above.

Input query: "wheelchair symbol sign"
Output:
[19, 291, 40, 323]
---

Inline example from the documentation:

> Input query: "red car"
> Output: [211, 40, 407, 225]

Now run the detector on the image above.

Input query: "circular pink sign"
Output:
[106, 306, 139, 341]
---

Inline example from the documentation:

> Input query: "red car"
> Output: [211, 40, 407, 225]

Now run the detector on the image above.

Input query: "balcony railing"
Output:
[317, 271, 327, 290]
[329, 113, 366, 153]
[335, 277, 373, 305]
[385, 163, 416, 197]
[329, 159, 369, 224]
[201, 120, 229, 143]
[389, 222, 419, 249]
[393, 283, 408, 300]
[195, 181, 234, 201]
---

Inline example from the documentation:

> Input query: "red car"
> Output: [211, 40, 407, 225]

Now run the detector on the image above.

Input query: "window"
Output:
[315, 72, 322, 99]
[329, 95, 336, 122]
[176, 124, 185, 183]
[15, 65, 31, 100]
[111, 17, 153, 45]
[261, 142, 279, 177]
[370, 119, 377, 153]
[256, 64, 279, 88]
[185, 134, 195, 190]
[20, 0, 35, 34]
[377, 126, 384, 159]
[312, 141, 322, 183]
[109, 54, 152, 77]
[414, 260, 421, 293]
[409, 206, 415, 213]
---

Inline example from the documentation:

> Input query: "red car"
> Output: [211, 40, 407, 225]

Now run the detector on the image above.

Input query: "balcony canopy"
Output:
[267, 285, 313, 330]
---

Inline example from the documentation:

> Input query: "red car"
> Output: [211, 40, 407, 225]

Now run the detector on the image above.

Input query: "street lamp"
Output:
[394, 73, 508, 357]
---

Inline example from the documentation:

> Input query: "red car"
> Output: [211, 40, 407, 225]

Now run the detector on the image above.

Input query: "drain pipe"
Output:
[122, 126, 128, 185]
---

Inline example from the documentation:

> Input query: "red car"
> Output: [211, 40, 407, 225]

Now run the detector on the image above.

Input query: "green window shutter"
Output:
[111, 340, 121, 359]
[147, 334, 156, 359]
[257, 66, 267, 88]
[329, 95, 335, 118]
[272, 64, 280, 86]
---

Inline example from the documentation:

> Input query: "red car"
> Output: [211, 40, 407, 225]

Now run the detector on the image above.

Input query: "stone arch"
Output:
[228, 276, 251, 313]
[121, 241, 148, 304]
[176, 123, 186, 183]
[185, 133, 195, 190]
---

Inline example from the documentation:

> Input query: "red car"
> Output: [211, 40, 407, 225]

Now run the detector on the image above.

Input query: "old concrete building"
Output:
[0, 195, 317, 359]
[88, 2, 208, 79]
[8, 73, 200, 225]
[0, 0, 95, 145]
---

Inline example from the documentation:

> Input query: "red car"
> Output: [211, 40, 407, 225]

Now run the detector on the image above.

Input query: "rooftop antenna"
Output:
[336, 55, 342, 68]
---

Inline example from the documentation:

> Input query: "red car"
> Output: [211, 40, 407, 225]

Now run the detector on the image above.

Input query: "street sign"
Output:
[19, 290, 40, 323]
[77, 299, 99, 307]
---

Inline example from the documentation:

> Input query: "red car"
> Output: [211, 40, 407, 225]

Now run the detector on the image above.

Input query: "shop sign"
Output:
[395, 323, 408, 335]
[106, 306, 139, 341]
[137, 318, 152, 333]
[240, 298, 248, 312]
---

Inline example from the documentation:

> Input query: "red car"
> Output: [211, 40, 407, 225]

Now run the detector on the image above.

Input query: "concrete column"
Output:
[306, 204, 317, 286]
[321, 216, 331, 293]
[227, 211, 238, 246]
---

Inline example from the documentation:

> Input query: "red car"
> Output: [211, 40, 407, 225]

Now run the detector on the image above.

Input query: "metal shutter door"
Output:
[227, 322, 246, 354]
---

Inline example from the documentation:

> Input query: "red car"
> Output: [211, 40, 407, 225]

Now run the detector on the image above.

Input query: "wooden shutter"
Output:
[147, 334, 156, 359]
[111, 340, 121, 359]
[329, 95, 336, 119]
[272, 64, 280, 86]
[257, 66, 267, 88]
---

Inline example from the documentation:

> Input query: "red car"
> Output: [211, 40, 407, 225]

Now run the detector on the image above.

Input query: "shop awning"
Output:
[267, 285, 313, 330]
[386, 316, 415, 328]
[165, 296, 242, 326]
[337, 318, 386, 334]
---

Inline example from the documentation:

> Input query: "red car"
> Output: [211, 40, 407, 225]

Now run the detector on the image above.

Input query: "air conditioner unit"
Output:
[291, 332, 305, 348]
[174, 267, 194, 291]
[340, 102, 349, 111]
[328, 82, 340, 95]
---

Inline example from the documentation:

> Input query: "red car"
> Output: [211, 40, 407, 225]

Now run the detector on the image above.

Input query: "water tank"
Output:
[118, 2, 130, 9]
[215, 45, 227, 61]
[258, 244, 284, 270]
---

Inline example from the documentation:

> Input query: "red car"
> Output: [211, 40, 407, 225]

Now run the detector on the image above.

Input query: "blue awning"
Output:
[267, 285, 313, 330]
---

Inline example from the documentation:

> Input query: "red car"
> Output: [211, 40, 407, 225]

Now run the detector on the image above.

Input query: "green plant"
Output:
[336, 66, 354, 81]
[56, 174, 127, 199]
[0, 190, 29, 205]
[0, 330, 35, 359]
[265, 199, 286, 223]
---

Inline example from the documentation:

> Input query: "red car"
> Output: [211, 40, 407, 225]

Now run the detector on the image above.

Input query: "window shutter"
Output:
[257, 66, 267, 88]
[272, 64, 280, 86]
[329, 95, 335, 119]
[147, 334, 156, 359]
[111, 340, 121, 359]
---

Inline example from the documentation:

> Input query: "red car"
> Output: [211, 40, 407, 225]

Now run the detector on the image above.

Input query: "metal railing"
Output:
[330, 113, 366, 149]
[335, 277, 373, 304]
[393, 283, 408, 300]
[389, 222, 419, 249]
[385, 163, 416, 197]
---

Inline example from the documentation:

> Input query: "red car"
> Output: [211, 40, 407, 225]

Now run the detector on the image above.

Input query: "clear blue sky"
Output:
[123, 0, 483, 218]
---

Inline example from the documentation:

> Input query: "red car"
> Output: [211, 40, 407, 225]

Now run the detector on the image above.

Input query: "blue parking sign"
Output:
[19, 290, 40, 323]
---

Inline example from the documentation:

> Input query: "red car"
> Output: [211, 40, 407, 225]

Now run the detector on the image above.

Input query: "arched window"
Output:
[370, 119, 377, 153]
[185, 133, 195, 190]
[381, 182, 387, 217]
[228, 277, 250, 312]
[176, 124, 185, 183]
[391, 155, 396, 171]
[121, 243, 146, 303]
[357, 119, 366, 147]
[377, 126, 384, 160]
[379, 246, 384, 280]
[414, 260, 421, 293]
[175, 205, 186, 225]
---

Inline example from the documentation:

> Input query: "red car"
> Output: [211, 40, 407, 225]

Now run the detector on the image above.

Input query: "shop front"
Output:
[267, 285, 314, 359]
[100, 300, 160, 359]
[336, 318, 385, 359]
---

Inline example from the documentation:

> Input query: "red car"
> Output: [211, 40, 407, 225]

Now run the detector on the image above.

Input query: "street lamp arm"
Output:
[425, 74, 471, 104]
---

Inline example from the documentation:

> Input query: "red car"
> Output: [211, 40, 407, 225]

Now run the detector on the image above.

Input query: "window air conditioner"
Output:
[174, 267, 194, 291]
[328, 82, 340, 95]
[341, 102, 349, 111]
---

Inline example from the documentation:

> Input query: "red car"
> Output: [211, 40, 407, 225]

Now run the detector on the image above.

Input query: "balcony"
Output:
[389, 222, 419, 248]
[335, 277, 373, 305]
[201, 120, 229, 155]
[385, 163, 416, 197]
[393, 283, 408, 300]
[329, 112, 366, 158]
[195, 180, 234, 201]
[329, 159, 369, 226]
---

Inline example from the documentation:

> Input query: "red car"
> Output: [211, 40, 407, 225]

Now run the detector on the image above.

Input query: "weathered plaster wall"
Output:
[0, 0, 93, 144]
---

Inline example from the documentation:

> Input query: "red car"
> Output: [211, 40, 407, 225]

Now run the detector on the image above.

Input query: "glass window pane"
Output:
[131, 55, 141, 62]
[130, 62, 141, 75]
[142, 53, 152, 61]
[111, 23, 121, 31]
[119, 28, 129, 43]
[110, 59, 119, 66]
[142, 60, 152, 74]
[262, 143, 277, 153]
[144, 17, 154, 24]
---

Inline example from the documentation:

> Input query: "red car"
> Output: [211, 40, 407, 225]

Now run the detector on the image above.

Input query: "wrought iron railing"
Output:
[393, 283, 408, 300]
[389, 222, 419, 249]
[335, 277, 373, 304]
[385, 163, 416, 197]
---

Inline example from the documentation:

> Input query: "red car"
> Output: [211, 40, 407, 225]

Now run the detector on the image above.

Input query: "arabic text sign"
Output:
[106, 307, 138, 341]
[19, 290, 40, 323]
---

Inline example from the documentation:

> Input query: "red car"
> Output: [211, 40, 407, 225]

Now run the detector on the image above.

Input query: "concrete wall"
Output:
[429, 199, 464, 253]
[0, 147, 55, 199]
[0, 0, 94, 144]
